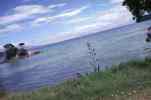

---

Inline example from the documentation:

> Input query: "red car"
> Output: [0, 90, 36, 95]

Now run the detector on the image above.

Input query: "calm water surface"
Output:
[0, 20, 151, 91]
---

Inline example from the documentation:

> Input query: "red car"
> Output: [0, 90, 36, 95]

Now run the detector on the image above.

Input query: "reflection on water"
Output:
[0, 20, 151, 91]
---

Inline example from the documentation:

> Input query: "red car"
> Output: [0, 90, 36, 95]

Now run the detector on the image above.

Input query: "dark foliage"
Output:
[123, 0, 151, 22]
[2, 43, 29, 61]
[3, 43, 18, 60]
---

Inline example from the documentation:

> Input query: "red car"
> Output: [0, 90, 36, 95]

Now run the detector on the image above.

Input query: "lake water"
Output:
[0, 20, 151, 91]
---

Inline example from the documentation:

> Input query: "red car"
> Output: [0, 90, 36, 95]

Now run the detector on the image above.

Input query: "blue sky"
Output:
[0, 0, 134, 46]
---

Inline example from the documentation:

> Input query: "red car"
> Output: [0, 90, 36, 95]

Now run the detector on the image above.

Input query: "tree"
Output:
[3, 43, 18, 60]
[123, 0, 151, 22]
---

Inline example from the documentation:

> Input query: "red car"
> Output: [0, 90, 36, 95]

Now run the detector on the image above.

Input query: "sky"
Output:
[0, 0, 134, 46]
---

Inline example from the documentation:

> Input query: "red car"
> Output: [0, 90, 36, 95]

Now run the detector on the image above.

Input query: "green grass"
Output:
[3, 58, 151, 100]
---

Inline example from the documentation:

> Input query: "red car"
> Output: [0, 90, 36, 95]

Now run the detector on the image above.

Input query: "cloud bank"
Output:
[0, 0, 133, 45]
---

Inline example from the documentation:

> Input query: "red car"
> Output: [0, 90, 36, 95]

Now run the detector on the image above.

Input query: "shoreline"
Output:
[1, 58, 151, 100]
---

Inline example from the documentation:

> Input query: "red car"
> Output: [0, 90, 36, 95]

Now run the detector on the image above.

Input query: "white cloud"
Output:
[60, 5, 131, 35]
[48, 3, 67, 9]
[0, 2, 68, 33]
[14, 5, 50, 15]
[69, 5, 133, 35]
[0, 14, 28, 25]
[31, 17, 49, 26]
[98, 4, 133, 24]
[63, 3, 133, 35]
[0, 5, 51, 25]
[33, 4, 134, 44]
[32, 5, 89, 26]
[58, 5, 89, 17]
[0, 24, 22, 34]
[110, 0, 124, 4]
[66, 17, 91, 24]
[0, 3, 67, 26]
[0, 0, 134, 44]
[47, 5, 89, 21]
[75, 22, 110, 32]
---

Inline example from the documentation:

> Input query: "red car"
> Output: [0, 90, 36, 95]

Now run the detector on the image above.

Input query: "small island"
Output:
[0, 43, 41, 64]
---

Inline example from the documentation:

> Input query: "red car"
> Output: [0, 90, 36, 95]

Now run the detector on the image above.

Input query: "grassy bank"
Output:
[2, 58, 151, 100]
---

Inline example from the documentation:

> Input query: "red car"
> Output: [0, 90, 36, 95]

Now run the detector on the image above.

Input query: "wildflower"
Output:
[86, 42, 100, 72]
[132, 90, 137, 94]
[121, 91, 125, 95]
[128, 92, 132, 96]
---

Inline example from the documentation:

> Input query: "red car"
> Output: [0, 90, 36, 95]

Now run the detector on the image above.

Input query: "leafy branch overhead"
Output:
[123, 0, 151, 22]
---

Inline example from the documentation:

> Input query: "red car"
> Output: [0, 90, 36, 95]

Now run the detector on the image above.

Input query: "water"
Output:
[0, 20, 151, 91]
